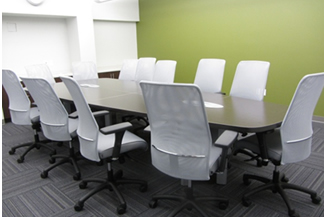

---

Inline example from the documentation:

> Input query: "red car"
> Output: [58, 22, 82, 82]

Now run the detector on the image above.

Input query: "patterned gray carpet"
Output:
[2, 121, 324, 217]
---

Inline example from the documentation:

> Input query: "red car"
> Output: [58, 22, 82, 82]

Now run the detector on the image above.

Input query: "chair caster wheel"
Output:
[74, 201, 84, 211]
[219, 201, 229, 210]
[289, 209, 299, 217]
[242, 197, 251, 207]
[272, 189, 278, 194]
[149, 199, 158, 208]
[117, 204, 126, 214]
[9, 149, 16, 155]
[256, 159, 263, 167]
[139, 184, 148, 192]
[243, 177, 251, 186]
[281, 176, 289, 183]
[41, 171, 48, 179]
[17, 157, 24, 163]
[49, 158, 55, 164]
[312, 195, 321, 204]
[73, 173, 81, 181]
[79, 181, 87, 189]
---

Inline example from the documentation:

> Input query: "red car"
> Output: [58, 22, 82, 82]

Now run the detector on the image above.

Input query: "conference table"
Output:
[53, 78, 288, 165]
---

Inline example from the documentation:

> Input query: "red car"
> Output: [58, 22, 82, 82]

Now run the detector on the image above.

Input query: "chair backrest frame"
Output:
[72, 61, 98, 81]
[21, 77, 71, 141]
[2, 70, 33, 125]
[140, 81, 212, 181]
[152, 60, 177, 83]
[230, 60, 270, 101]
[194, 58, 226, 93]
[25, 64, 56, 85]
[135, 57, 156, 82]
[61, 76, 100, 162]
[119, 59, 139, 81]
[280, 72, 324, 164]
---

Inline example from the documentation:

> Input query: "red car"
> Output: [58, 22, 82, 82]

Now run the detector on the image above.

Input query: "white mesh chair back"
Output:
[152, 60, 177, 83]
[60, 76, 100, 162]
[25, 64, 56, 85]
[2, 70, 33, 125]
[230, 61, 270, 101]
[140, 81, 212, 180]
[72, 61, 98, 81]
[119, 59, 138, 81]
[21, 77, 71, 141]
[135, 57, 156, 82]
[280, 73, 324, 164]
[194, 59, 226, 93]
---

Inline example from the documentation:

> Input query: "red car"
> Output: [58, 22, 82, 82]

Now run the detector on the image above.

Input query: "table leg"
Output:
[256, 132, 269, 166]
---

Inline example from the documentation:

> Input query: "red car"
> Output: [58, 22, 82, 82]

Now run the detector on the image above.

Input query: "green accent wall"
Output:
[137, 0, 324, 116]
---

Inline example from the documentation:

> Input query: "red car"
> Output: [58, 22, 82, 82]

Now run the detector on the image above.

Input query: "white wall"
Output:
[92, 0, 139, 22]
[2, 16, 72, 77]
[2, 0, 139, 77]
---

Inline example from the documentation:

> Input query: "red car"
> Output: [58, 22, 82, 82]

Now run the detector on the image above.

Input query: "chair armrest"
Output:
[69, 110, 109, 119]
[68, 111, 78, 119]
[214, 130, 238, 172]
[100, 122, 132, 135]
[100, 122, 133, 160]
[214, 130, 238, 147]
[93, 110, 109, 118]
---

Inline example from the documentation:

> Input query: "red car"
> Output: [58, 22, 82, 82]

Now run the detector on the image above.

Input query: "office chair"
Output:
[140, 81, 238, 217]
[229, 60, 270, 101]
[194, 58, 226, 93]
[3, 70, 56, 163]
[230, 60, 270, 166]
[21, 77, 81, 180]
[143, 60, 177, 132]
[25, 63, 56, 85]
[60, 76, 148, 214]
[191, 58, 227, 144]
[152, 60, 177, 83]
[72, 61, 98, 81]
[134, 57, 156, 82]
[118, 59, 138, 81]
[236, 73, 323, 217]
[122, 57, 156, 127]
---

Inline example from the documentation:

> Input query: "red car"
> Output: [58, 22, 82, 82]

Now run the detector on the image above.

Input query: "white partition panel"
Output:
[94, 21, 138, 72]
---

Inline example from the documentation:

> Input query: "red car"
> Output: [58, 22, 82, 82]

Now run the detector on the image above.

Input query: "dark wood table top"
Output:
[53, 78, 288, 133]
